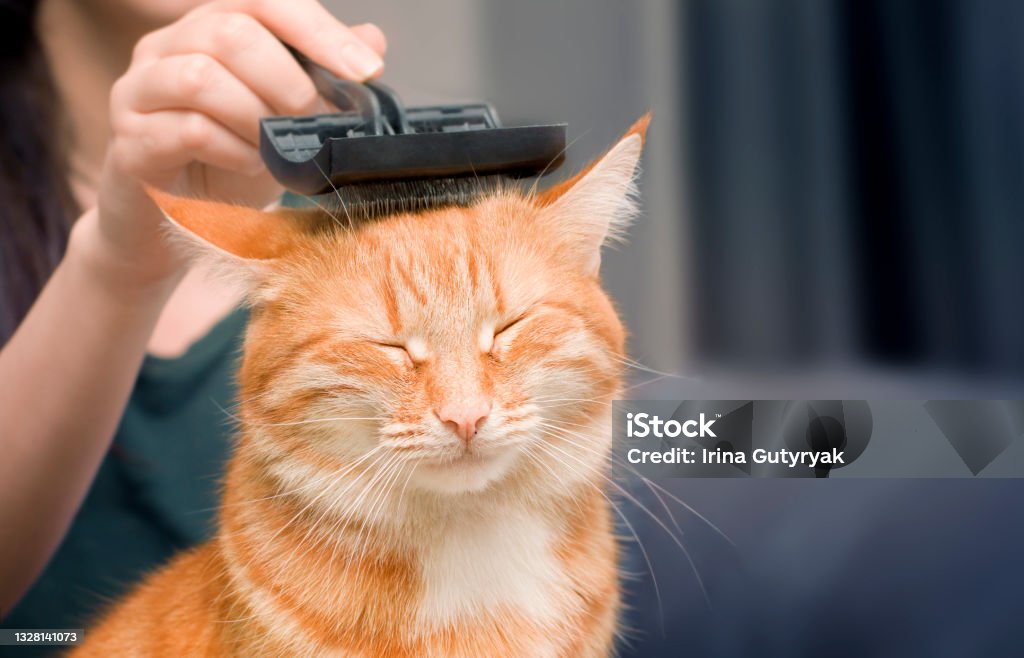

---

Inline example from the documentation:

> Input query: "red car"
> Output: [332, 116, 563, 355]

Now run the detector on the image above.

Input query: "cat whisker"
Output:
[275, 457, 393, 575]
[267, 451, 398, 586]
[211, 398, 384, 430]
[635, 477, 735, 547]
[217, 440, 387, 517]
[499, 410, 540, 426]
[532, 394, 611, 404]
[214, 461, 353, 511]
[534, 398, 612, 410]
[621, 374, 673, 392]
[564, 428, 695, 552]
[232, 448, 388, 574]
[312, 158, 354, 230]
[215, 448, 394, 624]
[317, 454, 406, 583]
[532, 428, 728, 618]
[525, 439, 668, 634]
[534, 425, 713, 609]
[331, 458, 416, 587]
[351, 457, 409, 564]
[250, 415, 386, 429]
[210, 397, 247, 429]
[537, 418, 734, 547]
[525, 129, 592, 201]
[605, 352, 701, 382]
[518, 439, 665, 650]
[485, 429, 536, 450]
[300, 193, 345, 227]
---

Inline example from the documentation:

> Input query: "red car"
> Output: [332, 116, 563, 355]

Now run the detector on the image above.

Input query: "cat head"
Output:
[152, 116, 648, 501]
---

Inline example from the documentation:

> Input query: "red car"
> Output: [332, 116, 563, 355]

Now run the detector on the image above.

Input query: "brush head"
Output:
[261, 117, 566, 197]
[308, 175, 509, 224]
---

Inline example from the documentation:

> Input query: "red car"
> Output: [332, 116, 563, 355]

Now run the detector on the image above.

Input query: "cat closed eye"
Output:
[372, 342, 415, 367]
[495, 315, 527, 337]
[485, 315, 528, 355]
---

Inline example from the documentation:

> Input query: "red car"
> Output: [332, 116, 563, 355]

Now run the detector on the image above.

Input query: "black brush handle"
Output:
[285, 45, 383, 134]
[286, 45, 414, 135]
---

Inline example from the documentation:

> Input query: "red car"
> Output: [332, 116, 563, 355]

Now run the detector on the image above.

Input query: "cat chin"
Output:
[410, 447, 520, 495]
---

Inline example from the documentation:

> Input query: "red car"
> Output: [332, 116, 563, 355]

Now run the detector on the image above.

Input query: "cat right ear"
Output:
[536, 114, 649, 277]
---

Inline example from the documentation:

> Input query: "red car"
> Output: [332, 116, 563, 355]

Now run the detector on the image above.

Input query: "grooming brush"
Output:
[259, 49, 567, 215]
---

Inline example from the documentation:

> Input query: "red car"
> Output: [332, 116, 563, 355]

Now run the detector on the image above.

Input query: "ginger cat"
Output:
[73, 116, 649, 657]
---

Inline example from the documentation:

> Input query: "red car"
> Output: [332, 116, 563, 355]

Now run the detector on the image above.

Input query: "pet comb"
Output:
[259, 51, 568, 197]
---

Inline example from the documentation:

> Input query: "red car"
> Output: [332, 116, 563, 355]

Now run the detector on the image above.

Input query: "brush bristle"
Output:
[310, 175, 510, 224]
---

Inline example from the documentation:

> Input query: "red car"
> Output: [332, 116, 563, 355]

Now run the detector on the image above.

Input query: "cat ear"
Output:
[147, 189, 320, 298]
[537, 113, 650, 276]
[147, 188, 308, 263]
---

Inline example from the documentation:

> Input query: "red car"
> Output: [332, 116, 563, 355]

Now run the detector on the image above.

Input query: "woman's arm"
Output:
[0, 210, 179, 616]
[0, 0, 387, 615]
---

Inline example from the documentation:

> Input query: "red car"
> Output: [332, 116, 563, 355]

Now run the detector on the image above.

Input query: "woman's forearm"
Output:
[0, 209, 180, 616]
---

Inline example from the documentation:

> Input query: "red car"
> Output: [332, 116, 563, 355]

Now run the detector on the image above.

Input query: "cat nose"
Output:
[436, 397, 492, 444]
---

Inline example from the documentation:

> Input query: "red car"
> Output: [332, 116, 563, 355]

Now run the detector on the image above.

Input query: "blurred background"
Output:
[322, 1, 1024, 656]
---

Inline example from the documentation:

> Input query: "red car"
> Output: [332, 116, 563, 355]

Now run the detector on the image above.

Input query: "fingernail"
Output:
[341, 41, 383, 79]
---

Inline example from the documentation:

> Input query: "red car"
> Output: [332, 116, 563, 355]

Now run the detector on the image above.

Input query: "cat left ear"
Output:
[147, 188, 309, 264]
[537, 113, 650, 276]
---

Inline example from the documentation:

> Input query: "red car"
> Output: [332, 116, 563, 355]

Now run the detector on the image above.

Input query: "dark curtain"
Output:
[684, 0, 1024, 375]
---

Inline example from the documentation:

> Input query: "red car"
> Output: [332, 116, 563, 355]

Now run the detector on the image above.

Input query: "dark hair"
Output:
[0, 0, 78, 344]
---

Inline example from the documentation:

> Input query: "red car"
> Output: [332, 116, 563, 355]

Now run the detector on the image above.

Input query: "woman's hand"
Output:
[79, 0, 387, 290]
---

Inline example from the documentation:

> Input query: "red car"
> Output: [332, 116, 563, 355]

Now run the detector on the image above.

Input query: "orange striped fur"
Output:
[73, 117, 649, 657]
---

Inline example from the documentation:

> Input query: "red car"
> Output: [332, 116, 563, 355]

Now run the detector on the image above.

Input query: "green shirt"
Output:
[1, 307, 247, 654]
